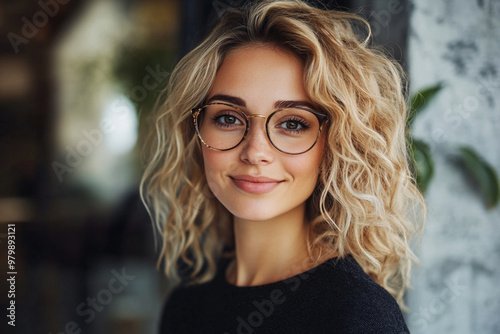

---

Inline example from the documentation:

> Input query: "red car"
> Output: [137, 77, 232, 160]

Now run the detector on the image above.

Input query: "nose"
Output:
[239, 116, 275, 165]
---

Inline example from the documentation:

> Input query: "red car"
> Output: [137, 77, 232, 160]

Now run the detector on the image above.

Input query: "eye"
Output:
[276, 117, 310, 132]
[217, 114, 241, 125]
[211, 110, 245, 128]
[283, 120, 301, 129]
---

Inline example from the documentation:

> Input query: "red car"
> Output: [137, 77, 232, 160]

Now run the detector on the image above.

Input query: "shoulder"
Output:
[314, 255, 410, 333]
[321, 255, 398, 305]
[158, 281, 210, 333]
[158, 285, 183, 333]
[159, 256, 232, 330]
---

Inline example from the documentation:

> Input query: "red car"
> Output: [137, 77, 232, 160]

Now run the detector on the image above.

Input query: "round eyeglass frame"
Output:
[191, 102, 329, 155]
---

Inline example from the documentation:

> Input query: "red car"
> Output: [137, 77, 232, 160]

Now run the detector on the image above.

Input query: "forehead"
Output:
[208, 45, 311, 110]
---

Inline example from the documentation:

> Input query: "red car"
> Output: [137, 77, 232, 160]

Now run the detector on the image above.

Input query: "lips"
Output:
[230, 175, 283, 194]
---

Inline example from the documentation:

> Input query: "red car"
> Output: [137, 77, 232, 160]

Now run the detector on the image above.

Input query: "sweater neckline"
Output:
[216, 255, 343, 291]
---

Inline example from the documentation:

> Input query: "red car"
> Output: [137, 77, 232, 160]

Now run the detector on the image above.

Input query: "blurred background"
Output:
[0, 0, 499, 333]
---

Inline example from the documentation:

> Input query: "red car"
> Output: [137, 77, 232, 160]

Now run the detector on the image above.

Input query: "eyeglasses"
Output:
[191, 102, 328, 155]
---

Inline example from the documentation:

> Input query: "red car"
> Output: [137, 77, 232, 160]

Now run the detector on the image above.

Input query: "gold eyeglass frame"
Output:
[191, 102, 329, 155]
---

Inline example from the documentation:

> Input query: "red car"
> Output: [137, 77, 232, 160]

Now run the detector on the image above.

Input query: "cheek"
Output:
[201, 147, 230, 194]
[294, 143, 324, 186]
[311, 135, 326, 174]
[201, 147, 218, 182]
[287, 151, 322, 190]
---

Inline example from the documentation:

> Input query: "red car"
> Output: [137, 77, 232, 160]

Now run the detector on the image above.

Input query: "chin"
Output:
[233, 211, 277, 223]
[226, 204, 282, 223]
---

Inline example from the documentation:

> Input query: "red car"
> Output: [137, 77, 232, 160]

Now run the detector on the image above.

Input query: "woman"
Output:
[141, 0, 425, 333]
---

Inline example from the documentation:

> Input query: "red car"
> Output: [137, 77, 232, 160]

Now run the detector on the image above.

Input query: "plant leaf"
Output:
[458, 146, 500, 209]
[407, 83, 443, 128]
[409, 139, 434, 193]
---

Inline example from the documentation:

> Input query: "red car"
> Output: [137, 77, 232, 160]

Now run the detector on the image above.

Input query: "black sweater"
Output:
[159, 255, 410, 333]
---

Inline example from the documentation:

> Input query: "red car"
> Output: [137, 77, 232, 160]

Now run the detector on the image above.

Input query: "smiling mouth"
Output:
[230, 176, 283, 194]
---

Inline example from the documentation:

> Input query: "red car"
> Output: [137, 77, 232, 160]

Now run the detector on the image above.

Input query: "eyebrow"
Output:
[206, 94, 318, 111]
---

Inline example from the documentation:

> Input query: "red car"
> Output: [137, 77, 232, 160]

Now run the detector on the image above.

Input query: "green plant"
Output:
[407, 84, 500, 209]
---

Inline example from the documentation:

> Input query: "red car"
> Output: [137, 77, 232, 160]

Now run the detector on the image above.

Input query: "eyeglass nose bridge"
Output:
[244, 114, 270, 132]
[242, 114, 271, 144]
[246, 114, 268, 121]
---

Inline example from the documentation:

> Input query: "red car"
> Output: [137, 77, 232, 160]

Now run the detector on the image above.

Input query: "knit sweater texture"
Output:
[159, 255, 410, 333]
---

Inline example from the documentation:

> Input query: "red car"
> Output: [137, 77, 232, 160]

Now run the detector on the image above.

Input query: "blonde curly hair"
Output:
[140, 0, 425, 310]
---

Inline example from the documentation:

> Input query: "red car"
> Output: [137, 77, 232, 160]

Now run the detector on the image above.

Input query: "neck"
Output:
[227, 203, 316, 286]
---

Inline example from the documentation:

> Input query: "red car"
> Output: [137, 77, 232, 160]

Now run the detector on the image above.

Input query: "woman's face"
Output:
[201, 45, 325, 222]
